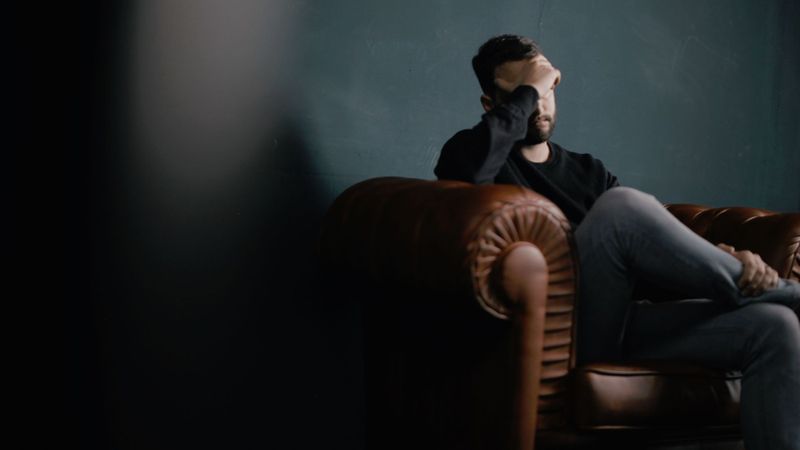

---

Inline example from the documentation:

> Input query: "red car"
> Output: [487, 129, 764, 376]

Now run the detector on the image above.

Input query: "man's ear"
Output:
[480, 94, 494, 113]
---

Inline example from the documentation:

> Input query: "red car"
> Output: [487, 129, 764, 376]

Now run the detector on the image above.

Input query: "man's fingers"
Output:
[746, 257, 766, 296]
[744, 256, 780, 297]
[529, 54, 549, 64]
[746, 261, 768, 296]
[733, 248, 783, 297]
[760, 267, 779, 291]
[731, 249, 780, 297]
[552, 68, 562, 87]
[717, 243, 734, 254]
[494, 77, 515, 92]
[533, 67, 561, 96]
[738, 251, 756, 289]
[755, 267, 773, 296]
[768, 269, 780, 290]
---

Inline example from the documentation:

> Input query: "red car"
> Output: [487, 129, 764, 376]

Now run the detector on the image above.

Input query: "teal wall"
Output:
[61, 1, 798, 449]
[292, 0, 799, 211]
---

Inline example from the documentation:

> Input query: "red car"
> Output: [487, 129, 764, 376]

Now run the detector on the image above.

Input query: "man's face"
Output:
[486, 58, 558, 144]
[523, 88, 556, 144]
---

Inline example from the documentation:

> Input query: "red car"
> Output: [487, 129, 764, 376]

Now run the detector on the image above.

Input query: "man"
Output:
[435, 34, 800, 450]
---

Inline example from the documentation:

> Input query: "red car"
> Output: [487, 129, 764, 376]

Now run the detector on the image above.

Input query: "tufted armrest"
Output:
[320, 176, 578, 319]
[666, 204, 800, 281]
[320, 177, 581, 447]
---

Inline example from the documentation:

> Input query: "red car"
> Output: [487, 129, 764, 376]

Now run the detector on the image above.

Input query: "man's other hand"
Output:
[494, 55, 561, 99]
[717, 243, 780, 297]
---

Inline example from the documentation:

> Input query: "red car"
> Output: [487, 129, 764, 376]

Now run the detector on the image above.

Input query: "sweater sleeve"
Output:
[434, 86, 539, 184]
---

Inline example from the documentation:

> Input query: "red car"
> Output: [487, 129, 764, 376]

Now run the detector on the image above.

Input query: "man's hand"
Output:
[717, 243, 779, 297]
[494, 55, 561, 99]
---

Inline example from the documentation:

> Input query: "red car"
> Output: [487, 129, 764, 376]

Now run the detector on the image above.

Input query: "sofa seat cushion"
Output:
[572, 362, 741, 432]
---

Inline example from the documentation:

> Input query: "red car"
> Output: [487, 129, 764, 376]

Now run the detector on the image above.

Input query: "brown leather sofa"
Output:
[319, 177, 800, 450]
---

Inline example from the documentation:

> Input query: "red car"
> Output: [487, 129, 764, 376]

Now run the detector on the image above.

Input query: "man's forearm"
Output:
[435, 86, 538, 183]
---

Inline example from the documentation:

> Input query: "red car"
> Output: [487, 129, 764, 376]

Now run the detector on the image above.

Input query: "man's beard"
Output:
[524, 115, 556, 144]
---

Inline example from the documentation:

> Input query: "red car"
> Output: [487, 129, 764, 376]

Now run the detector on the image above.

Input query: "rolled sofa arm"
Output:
[320, 176, 578, 320]
[321, 177, 580, 444]
[666, 204, 800, 281]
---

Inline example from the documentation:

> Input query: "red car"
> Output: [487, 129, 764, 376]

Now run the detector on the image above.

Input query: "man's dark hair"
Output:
[472, 34, 541, 97]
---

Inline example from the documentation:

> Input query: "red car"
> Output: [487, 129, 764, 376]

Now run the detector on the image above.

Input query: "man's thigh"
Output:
[622, 299, 793, 369]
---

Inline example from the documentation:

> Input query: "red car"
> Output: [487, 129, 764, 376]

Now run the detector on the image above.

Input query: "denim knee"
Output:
[586, 187, 659, 227]
[595, 186, 657, 209]
[744, 303, 800, 361]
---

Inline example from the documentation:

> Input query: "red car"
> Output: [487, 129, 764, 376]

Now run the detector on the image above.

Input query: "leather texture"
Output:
[666, 204, 800, 281]
[320, 177, 800, 449]
[320, 176, 576, 317]
[321, 177, 577, 449]
[572, 362, 740, 431]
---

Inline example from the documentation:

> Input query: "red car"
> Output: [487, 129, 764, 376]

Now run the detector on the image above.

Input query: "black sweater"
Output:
[434, 85, 619, 227]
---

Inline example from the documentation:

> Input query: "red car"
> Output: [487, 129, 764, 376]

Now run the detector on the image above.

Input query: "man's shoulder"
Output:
[444, 128, 479, 147]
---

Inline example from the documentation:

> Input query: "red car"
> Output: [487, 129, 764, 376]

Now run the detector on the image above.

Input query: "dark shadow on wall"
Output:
[57, 3, 364, 449]
[65, 86, 367, 450]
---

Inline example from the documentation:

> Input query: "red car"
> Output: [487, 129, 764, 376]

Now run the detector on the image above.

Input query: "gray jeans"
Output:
[575, 187, 800, 450]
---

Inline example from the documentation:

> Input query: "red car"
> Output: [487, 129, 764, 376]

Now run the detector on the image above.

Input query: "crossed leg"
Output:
[574, 187, 800, 450]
